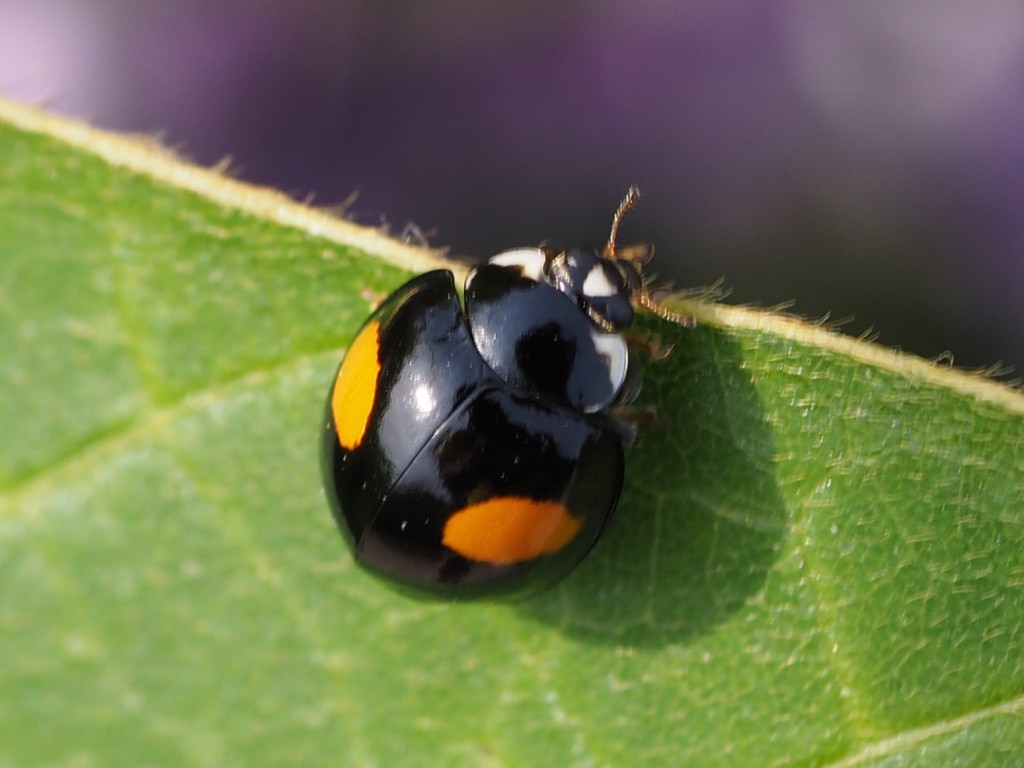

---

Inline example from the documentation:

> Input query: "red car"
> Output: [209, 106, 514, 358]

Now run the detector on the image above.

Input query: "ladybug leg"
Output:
[611, 404, 669, 429]
[598, 411, 639, 446]
[605, 359, 671, 445]
[603, 403, 673, 446]
[624, 331, 674, 362]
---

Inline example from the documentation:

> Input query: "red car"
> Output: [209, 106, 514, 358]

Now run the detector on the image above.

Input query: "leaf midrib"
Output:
[0, 346, 340, 508]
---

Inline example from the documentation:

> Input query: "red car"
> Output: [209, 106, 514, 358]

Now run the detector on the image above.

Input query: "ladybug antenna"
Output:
[636, 289, 695, 327]
[604, 185, 641, 259]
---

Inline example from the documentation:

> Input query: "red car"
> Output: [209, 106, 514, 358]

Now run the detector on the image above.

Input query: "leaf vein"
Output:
[0, 347, 339, 510]
[823, 689, 1024, 767]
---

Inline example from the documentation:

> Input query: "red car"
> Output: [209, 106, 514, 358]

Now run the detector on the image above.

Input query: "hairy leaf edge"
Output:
[2, 97, 1021, 416]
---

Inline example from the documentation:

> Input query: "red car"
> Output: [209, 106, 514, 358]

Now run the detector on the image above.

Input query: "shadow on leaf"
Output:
[521, 320, 786, 647]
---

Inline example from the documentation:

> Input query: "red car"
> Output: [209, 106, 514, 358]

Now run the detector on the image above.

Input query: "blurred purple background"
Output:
[4, 1, 1023, 377]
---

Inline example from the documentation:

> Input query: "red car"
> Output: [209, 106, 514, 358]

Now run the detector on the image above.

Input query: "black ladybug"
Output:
[322, 187, 672, 598]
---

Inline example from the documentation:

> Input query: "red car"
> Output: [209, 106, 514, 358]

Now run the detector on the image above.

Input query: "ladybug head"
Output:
[545, 186, 655, 331]
[546, 247, 640, 331]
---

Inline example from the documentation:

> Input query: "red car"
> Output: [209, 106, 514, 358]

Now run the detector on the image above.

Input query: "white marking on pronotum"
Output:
[582, 265, 619, 298]
[488, 248, 546, 281]
[589, 331, 629, 411]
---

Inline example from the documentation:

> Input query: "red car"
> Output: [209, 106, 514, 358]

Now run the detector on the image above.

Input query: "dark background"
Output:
[5, 1, 1023, 377]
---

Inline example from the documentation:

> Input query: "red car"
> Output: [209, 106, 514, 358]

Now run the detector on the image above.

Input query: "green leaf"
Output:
[2, 99, 1023, 767]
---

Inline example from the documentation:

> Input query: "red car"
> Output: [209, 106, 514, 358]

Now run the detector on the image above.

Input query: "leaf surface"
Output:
[2, 101, 1023, 767]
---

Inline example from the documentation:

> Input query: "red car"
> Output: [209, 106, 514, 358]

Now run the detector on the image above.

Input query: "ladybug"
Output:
[321, 187, 672, 598]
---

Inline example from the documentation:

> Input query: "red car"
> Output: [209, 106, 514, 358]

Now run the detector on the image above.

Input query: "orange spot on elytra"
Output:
[332, 320, 381, 450]
[442, 497, 583, 564]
